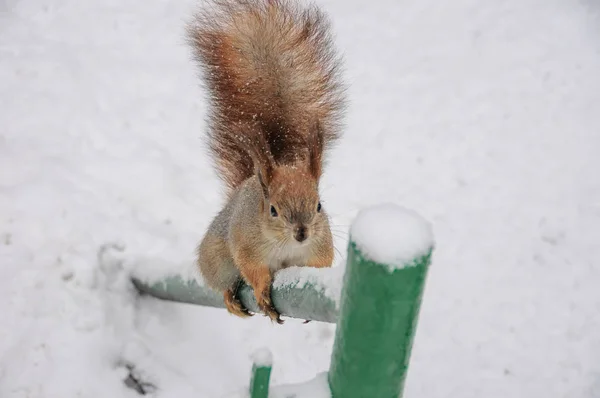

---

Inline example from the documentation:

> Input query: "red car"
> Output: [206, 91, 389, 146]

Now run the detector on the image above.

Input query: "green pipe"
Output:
[328, 205, 434, 398]
[131, 268, 340, 323]
[249, 349, 273, 398]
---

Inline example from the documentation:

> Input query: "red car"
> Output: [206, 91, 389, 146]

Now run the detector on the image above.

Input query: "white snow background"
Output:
[1, 0, 600, 397]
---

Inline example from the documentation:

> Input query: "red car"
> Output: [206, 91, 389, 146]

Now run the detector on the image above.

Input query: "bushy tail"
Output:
[187, 0, 345, 193]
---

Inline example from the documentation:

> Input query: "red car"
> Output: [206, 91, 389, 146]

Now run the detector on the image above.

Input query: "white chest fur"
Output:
[266, 240, 313, 271]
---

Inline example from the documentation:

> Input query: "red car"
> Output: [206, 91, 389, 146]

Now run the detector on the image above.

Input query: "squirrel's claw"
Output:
[260, 301, 284, 324]
[256, 290, 284, 324]
[268, 312, 284, 324]
[266, 311, 284, 324]
[224, 289, 254, 318]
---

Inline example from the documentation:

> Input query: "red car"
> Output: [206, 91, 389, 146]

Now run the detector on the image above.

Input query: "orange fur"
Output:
[233, 246, 283, 323]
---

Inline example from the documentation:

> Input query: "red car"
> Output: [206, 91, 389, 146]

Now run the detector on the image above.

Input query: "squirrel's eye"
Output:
[317, 202, 322, 212]
[270, 205, 278, 217]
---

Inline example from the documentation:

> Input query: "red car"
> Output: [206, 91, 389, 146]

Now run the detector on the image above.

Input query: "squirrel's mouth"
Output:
[293, 238, 310, 246]
[293, 225, 309, 243]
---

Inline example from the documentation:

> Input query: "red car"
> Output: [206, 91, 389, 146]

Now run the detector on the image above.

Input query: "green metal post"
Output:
[249, 349, 272, 398]
[328, 205, 434, 398]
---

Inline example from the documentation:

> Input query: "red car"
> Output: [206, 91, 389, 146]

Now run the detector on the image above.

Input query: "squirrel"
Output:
[187, 0, 346, 323]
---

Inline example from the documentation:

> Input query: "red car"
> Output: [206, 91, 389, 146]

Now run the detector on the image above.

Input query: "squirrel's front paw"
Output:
[256, 289, 284, 324]
[224, 288, 254, 318]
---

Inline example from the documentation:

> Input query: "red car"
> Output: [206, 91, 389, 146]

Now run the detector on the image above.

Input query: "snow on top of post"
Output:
[350, 203, 434, 270]
[251, 347, 273, 367]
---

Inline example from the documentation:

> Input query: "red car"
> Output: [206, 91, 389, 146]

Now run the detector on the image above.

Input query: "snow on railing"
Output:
[132, 265, 343, 324]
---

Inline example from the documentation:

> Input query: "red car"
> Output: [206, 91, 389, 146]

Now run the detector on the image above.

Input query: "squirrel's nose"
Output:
[294, 225, 308, 242]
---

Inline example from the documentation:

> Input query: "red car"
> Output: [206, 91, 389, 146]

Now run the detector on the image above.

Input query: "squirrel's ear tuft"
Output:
[256, 165, 271, 198]
[254, 142, 274, 199]
[235, 131, 274, 197]
[307, 120, 324, 180]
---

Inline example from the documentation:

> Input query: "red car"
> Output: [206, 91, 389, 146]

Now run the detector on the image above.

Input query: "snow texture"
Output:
[224, 372, 331, 398]
[273, 266, 344, 307]
[2, 0, 600, 397]
[268, 372, 331, 398]
[350, 203, 434, 270]
[251, 348, 273, 368]
[126, 255, 200, 285]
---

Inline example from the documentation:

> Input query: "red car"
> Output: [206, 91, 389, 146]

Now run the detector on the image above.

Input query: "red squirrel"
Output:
[188, 0, 346, 323]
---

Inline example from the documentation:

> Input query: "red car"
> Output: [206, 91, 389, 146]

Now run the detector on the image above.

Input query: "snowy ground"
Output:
[2, 0, 600, 396]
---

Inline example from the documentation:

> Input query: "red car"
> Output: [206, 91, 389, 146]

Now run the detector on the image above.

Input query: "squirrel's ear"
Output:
[255, 143, 274, 198]
[307, 120, 324, 180]
[256, 163, 272, 198]
[252, 143, 274, 198]
[236, 131, 274, 197]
